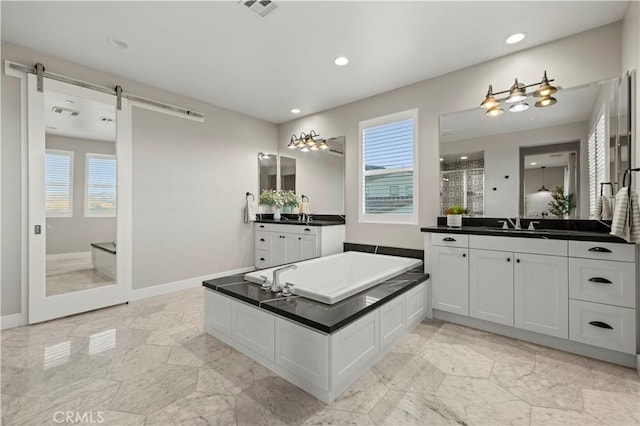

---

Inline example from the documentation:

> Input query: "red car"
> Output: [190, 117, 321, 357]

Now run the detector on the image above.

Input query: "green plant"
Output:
[259, 189, 284, 207]
[281, 190, 299, 207]
[445, 205, 467, 215]
[547, 186, 575, 217]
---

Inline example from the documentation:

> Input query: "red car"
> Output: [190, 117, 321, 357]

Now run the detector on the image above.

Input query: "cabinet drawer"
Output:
[231, 301, 275, 361]
[569, 300, 636, 354]
[255, 231, 270, 250]
[204, 290, 232, 337]
[469, 236, 567, 256]
[569, 241, 635, 262]
[255, 223, 271, 231]
[569, 258, 636, 308]
[431, 233, 468, 248]
[255, 250, 270, 269]
[269, 224, 318, 236]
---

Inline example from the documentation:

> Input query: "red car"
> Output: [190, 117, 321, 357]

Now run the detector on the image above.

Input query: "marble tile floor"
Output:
[46, 253, 115, 296]
[1, 286, 638, 425]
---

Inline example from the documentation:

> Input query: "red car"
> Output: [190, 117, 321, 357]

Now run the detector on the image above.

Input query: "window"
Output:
[85, 153, 117, 217]
[359, 109, 418, 224]
[45, 149, 73, 217]
[588, 110, 607, 218]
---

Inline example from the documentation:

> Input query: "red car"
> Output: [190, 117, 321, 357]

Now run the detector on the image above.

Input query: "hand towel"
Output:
[609, 195, 616, 219]
[300, 201, 309, 214]
[595, 196, 603, 219]
[630, 190, 640, 243]
[610, 187, 630, 239]
[244, 199, 257, 223]
[601, 196, 613, 221]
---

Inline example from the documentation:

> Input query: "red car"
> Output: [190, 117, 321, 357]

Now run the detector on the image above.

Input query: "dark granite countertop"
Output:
[203, 266, 428, 333]
[255, 219, 345, 227]
[421, 226, 629, 243]
[91, 242, 117, 254]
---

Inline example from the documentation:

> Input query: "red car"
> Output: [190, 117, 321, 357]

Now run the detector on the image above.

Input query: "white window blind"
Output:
[588, 110, 608, 218]
[359, 109, 418, 224]
[86, 154, 116, 217]
[45, 150, 73, 217]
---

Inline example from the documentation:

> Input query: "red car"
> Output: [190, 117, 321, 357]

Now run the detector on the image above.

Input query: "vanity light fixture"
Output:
[481, 70, 558, 117]
[317, 139, 329, 150]
[288, 130, 325, 153]
[287, 135, 297, 149]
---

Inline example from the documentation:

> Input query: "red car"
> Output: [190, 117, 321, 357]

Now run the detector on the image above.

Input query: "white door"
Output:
[299, 234, 318, 261]
[431, 246, 469, 315]
[514, 253, 568, 338]
[283, 233, 299, 263]
[27, 75, 132, 323]
[469, 249, 514, 326]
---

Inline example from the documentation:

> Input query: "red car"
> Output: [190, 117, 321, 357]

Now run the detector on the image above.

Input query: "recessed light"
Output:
[334, 56, 349, 66]
[65, 99, 74, 104]
[106, 37, 129, 49]
[460, 156, 468, 160]
[439, 158, 444, 162]
[505, 33, 526, 45]
[530, 162, 537, 165]
[290, 108, 301, 114]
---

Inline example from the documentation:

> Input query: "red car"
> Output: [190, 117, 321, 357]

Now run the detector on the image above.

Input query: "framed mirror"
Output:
[258, 152, 277, 192]
[280, 156, 296, 192]
[439, 76, 632, 219]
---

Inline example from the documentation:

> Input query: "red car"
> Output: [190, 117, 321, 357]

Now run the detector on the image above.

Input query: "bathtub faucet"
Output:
[271, 264, 298, 293]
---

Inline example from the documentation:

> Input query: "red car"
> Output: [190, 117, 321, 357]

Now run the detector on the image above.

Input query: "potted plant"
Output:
[445, 205, 467, 228]
[281, 190, 299, 214]
[259, 189, 285, 220]
[548, 186, 576, 218]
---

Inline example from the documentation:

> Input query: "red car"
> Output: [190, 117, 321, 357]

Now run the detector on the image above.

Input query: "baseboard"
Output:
[130, 266, 256, 301]
[1, 313, 27, 330]
[46, 251, 91, 261]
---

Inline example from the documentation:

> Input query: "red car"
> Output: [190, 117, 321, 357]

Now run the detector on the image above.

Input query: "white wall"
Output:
[278, 23, 623, 250]
[441, 121, 589, 217]
[1, 41, 278, 314]
[45, 134, 116, 255]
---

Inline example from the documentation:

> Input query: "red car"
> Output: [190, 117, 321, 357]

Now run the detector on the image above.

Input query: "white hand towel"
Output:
[300, 201, 309, 214]
[609, 195, 616, 219]
[244, 199, 257, 223]
[601, 196, 613, 221]
[630, 190, 640, 243]
[610, 187, 630, 239]
[595, 196, 603, 219]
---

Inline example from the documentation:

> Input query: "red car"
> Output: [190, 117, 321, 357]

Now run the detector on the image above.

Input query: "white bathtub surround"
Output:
[245, 252, 423, 304]
[2, 286, 639, 425]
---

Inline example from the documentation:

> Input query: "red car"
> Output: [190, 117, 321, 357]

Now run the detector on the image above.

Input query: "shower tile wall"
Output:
[440, 159, 484, 215]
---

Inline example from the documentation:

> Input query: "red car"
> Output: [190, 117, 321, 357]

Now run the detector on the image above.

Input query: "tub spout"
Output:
[271, 264, 297, 293]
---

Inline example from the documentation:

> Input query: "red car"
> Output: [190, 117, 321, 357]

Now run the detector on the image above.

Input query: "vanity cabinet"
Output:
[431, 244, 469, 315]
[254, 223, 345, 268]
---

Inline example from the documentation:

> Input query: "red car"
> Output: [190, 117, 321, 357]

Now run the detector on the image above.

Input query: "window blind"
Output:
[45, 150, 73, 217]
[362, 118, 414, 215]
[588, 111, 608, 218]
[86, 154, 116, 217]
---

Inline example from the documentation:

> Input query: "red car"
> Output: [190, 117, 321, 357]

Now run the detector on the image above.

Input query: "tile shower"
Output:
[440, 159, 485, 215]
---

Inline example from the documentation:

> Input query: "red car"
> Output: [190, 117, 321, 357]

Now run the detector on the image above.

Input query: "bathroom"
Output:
[1, 2, 639, 425]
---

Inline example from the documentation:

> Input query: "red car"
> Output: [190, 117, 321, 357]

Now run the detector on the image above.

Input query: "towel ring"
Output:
[246, 192, 255, 201]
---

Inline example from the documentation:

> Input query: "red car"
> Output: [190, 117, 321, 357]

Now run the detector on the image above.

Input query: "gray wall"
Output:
[523, 167, 566, 195]
[278, 23, 624, 249]
[45, 134, 116, 255]
[1, 41, 278, 315]
[2, 75, 23, 316]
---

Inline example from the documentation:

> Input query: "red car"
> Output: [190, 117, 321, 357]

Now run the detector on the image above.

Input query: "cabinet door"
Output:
[299, 234, 318, 261]
[270, 234, 287, 266]
[431, 246, 469, 315]
[469, 249, 514, 326]
[514, 253, 568, 338]
[283, 233, 299, 264]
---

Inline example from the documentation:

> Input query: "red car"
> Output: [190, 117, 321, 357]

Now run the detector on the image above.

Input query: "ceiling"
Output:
[1, 1, 629, 124]
[45, 90, 116, 142]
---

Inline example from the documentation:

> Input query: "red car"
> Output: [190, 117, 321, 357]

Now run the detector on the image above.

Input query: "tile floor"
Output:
[46, 253, 115, 296]
[1, 286, 638, 425]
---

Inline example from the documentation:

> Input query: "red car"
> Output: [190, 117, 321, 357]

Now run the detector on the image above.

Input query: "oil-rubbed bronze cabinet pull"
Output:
[588, 277, 613, 284]
[304, 228, 311, 231]
[588, 246, 612, 253]
[260, 257, 265, 261]
[259, 238, 265, 242]
[589, 321, 613, 330]
[443, 237, 456, 242]
[462, 253, 466, 258]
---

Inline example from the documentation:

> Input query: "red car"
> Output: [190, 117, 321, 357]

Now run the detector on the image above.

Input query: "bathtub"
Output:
[244, 251, 423, 304]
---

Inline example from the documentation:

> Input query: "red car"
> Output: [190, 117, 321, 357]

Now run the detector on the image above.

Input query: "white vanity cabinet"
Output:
[254, 222, 345, 268]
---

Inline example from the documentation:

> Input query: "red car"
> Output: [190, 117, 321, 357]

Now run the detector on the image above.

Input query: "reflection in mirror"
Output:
[440, 152, 485, 215]
[440, 76, 630, 219]
[44, 89, 117, 296]
[258, 152, 277, 192]
[280, 156, 296, 191]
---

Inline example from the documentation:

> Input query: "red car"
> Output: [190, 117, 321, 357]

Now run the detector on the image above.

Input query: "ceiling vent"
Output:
[99, 117, 115, 123]
[238, 0, 278, 18]
[549, 153, 563, 157]
[51, 106, 80, 117]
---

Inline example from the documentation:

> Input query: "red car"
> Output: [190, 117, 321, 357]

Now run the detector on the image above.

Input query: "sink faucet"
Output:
[506, 216, 521, 230]
[271, 264, 297, 293]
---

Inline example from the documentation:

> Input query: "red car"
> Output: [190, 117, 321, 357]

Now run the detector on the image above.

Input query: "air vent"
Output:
[51, 106, 80, 117]
[549, 153, 563, 157]
[99, 117, 114, 123]
[238, 0, 278, 18]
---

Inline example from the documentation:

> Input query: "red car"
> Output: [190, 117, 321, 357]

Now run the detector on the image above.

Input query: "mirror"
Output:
[440, 76, 632, 219]
[258, 152, 277, 192]
[44, 89, 117, 296]
[280, 156, 296, 192]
